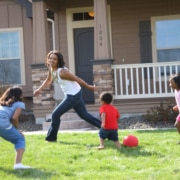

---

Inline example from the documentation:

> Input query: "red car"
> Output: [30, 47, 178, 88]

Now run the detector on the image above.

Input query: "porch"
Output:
[36, 62, 180, 119]
[112, 61, 180, 100]
[39, 62, 180, 130]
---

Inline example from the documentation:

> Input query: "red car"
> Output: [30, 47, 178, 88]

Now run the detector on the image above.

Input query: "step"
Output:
[43, 120, 97, 131]
[42, 112, 100, 130]
[42, 112, 143, 130]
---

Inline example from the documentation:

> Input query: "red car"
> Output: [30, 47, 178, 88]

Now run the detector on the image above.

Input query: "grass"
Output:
[1, 129, 180, 180]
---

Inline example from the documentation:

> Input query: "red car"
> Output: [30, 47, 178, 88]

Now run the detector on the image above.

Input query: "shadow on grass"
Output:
[59, 140, 98, 147]
[92, 140, 161, 157]
[0, 167, 55, 179]
[119, 145, 163, 157]
[59, 141, 80, 145]
[135, 128, 176, 134]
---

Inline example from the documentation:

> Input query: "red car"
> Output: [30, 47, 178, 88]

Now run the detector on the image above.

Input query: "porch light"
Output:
[88, 11, 94, 17]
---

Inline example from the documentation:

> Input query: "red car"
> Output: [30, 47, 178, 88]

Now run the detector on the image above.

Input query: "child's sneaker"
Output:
[14, 163, 31, 170]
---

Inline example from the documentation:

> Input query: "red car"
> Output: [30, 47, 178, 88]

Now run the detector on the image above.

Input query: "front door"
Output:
[74, 27, 94, 104]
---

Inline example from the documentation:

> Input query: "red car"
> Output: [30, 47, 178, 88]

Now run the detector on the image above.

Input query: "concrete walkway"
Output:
[24, 127, 175, 135]
[24, 129, 98, 135]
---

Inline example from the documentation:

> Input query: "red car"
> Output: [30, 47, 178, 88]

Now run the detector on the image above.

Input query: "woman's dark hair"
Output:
[100, 92, 113, 104]
[45, 50, 65, 68]
[0, 87, 23, 106]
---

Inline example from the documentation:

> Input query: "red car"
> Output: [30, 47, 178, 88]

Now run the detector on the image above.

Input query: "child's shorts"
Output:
[176, 114, 180, 122]
[99, 128, 118, 141]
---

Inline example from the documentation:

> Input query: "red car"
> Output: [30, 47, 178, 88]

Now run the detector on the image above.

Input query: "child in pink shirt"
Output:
[97, 92, 121, 149]
[169, 74, 180, 144]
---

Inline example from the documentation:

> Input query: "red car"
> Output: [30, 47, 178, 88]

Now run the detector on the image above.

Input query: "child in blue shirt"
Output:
[0, 87, 31, 170]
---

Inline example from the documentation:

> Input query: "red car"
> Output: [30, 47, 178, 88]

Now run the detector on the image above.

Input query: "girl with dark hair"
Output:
[34, 51, 101, 142]
[0, 87, 31, 169]
[169, 74, 180, 144]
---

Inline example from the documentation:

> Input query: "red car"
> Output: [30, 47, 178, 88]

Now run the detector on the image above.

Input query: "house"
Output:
[1, 0, 180, 125]
[0, 0, 33, 110]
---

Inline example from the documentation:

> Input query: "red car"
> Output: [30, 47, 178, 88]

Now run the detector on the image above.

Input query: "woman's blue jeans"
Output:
[46, 90, 101, 141]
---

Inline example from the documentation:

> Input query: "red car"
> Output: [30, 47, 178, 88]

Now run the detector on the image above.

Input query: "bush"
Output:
[143, 100, 178, 123]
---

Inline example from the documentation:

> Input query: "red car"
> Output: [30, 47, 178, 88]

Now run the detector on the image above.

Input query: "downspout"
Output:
[47, 18, 63, 100]
[47, 18, 55, 50]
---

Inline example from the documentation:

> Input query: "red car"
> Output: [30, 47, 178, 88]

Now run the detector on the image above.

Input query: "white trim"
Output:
[66, 7, 94, 74]
[0, 27, 25, 85]
[47, 18, 56, 50]
[151, 14, 180, 63]
[66, 6, 112, 74]
[112, 62, 180, 99]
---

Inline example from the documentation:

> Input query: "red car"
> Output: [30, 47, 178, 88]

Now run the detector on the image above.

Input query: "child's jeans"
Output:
[0, 125, 25, 150]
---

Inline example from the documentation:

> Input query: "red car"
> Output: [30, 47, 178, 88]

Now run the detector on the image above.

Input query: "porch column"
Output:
[32, 0, 49, 63]
[31, 0, 55, 124]
[93, 0, 114, 103]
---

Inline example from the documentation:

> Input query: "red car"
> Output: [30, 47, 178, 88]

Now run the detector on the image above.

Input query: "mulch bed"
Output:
[18, 114, 176, 132]
[119, 116, 175, 130]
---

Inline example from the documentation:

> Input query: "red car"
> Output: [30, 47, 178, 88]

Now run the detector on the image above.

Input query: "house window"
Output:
[0, 28, 25, 85]
[151, 15, 180, 74]
[73, 12, 94, 21]
[156, 19, 180, 63]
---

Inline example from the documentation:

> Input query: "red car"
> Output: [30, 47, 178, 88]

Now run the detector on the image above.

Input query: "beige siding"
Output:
[46, 0, 93, 11]
[22, 8, 33, 97]
[1, 0, 178, 111]
[109, 0, 180, 65]
[57, 10, 69, 66]
[0, 6, 9, 27]
[0, 0, 33, 99]
[45, 0, 95, 68]
[49, 0, 180, 67]
[9, 4, 22, 27]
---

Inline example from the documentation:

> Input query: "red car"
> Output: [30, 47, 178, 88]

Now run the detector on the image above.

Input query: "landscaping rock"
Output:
[18, 114, 176, 132]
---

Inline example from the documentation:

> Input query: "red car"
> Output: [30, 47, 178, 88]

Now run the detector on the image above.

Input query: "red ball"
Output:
[123, 135, 139, 147]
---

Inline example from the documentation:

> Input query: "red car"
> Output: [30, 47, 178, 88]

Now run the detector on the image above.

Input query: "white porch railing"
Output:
[112, 62, 180, 99]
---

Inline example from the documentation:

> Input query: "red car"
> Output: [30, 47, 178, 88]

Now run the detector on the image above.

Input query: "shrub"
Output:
[143, 100, 178, 123]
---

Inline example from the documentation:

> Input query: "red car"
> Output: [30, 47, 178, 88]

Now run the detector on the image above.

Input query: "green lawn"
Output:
[0, 129, 180, 180]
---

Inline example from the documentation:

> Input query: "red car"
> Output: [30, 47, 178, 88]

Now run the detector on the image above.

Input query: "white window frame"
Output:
[151, 14, 180, 63]
[66, 6, 112, 74]
[0, 27, 25, 85]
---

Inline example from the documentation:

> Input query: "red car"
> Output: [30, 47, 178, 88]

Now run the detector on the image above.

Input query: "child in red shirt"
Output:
[97, 92, 121, 149]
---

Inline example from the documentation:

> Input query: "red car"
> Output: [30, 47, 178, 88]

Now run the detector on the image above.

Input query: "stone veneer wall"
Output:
[31, 64, 55, 108]
[93, 59, 114, 104]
